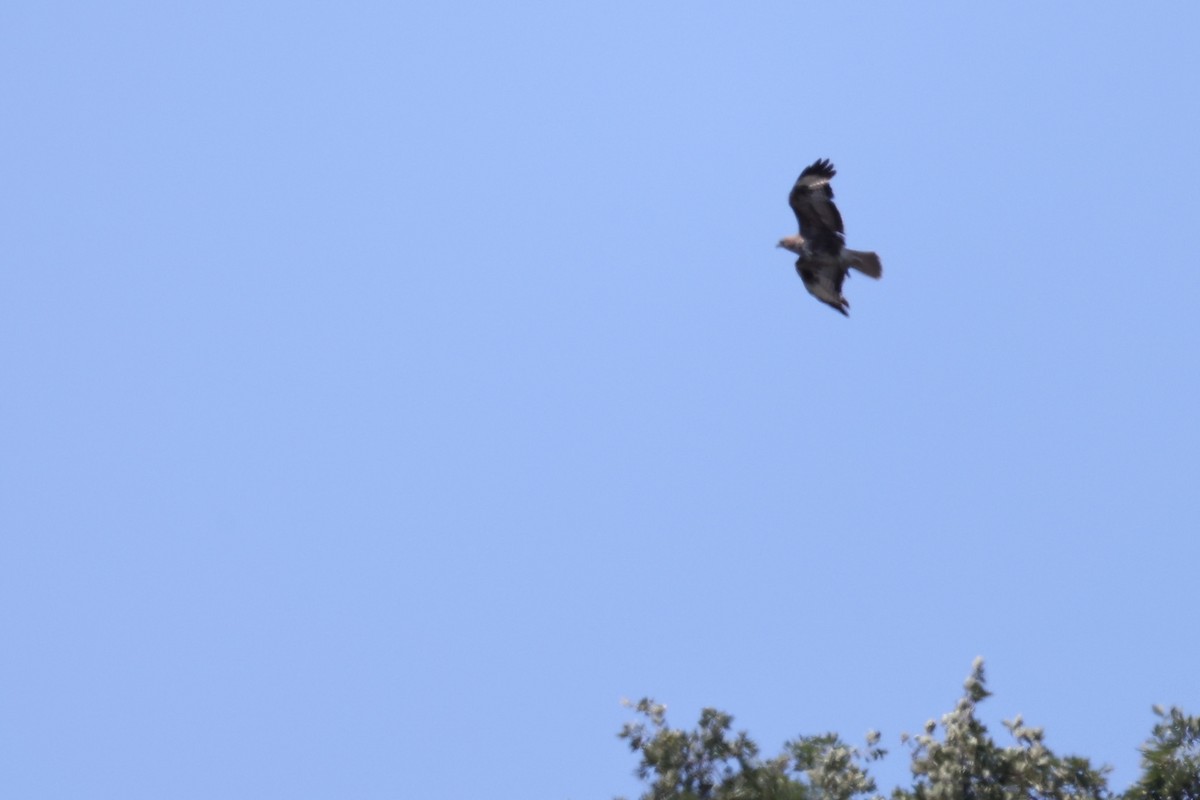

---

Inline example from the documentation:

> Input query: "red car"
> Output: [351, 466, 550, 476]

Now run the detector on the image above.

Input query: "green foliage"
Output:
[616, 698, 804, 800]
[894, 658, 1109, 800]
[617, 660, 1198, 800]
[1125, 706, 1200, 800]
[617, 699, 883, 800]
[786, 729, 885, 800]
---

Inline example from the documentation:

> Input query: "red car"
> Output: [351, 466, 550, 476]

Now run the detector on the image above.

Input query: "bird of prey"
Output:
[777, 159, 882, 316]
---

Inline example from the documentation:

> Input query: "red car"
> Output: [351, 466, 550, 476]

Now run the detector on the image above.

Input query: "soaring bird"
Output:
[777, 159, 882, 316]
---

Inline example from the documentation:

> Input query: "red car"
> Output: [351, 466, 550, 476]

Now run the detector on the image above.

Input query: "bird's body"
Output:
[778, 159, 882, 316]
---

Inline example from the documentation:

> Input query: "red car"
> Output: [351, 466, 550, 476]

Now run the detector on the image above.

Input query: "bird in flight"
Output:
[777, 159, 882, 316]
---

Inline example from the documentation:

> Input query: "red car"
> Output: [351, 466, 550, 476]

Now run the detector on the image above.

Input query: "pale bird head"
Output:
[777, 235, 805, 255]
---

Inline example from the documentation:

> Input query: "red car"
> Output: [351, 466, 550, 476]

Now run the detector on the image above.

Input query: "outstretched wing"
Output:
[796, 257, 850, 316]
[788, 158, 845, 255]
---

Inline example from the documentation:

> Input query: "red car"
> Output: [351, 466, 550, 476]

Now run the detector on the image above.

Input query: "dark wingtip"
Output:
[800, 158, 837, 180]
[822, 299, 849, 317]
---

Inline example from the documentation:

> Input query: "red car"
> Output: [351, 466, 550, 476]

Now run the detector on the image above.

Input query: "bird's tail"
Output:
[843, 249, 883, 279]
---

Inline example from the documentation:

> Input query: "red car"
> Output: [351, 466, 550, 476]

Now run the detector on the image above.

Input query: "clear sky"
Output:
[3, 2, 1198, 798]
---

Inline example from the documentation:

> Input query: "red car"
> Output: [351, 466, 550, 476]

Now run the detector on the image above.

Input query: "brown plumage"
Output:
[777, 159, 882, 316]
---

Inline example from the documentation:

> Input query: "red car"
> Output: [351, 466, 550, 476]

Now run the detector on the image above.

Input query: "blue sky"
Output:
[3, 2, 1198, 798]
